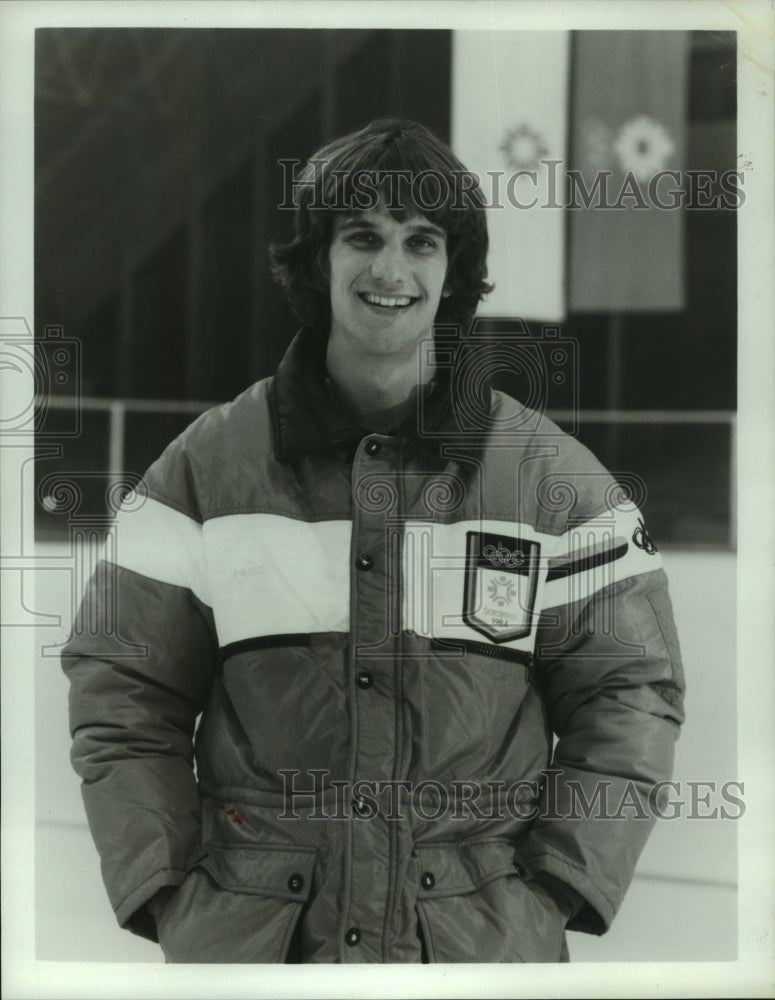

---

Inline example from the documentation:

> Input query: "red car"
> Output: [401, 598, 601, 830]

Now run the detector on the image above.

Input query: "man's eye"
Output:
[346, 232, 378, 247]
[408, 236, 438, 252]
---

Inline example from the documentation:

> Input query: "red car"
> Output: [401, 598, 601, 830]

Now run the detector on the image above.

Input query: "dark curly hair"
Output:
[269, 117, 493, 334]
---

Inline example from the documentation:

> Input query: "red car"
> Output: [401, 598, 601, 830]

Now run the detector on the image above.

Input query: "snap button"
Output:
[287, 873, 304, 893]
[356, 670, 373, 689]
[365, 440, 381, 456]
[355, 554, 373, 571]
[353, 797, 370, 816]
[345, 927, 361, 947]
[420, 871, 435, 890]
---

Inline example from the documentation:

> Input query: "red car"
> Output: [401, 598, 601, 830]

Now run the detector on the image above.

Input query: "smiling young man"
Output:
[324, 207, 450, 433]
[62, 118, 685, 964]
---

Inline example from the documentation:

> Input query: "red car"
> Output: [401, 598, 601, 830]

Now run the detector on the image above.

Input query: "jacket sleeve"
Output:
[516, 500, 685, 935]
[61, 467, 217, 940]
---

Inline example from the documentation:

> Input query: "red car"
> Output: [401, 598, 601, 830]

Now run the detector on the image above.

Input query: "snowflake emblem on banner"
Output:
[500, 124, 549, 171]
[613, 115, 675, 183]
[580, 118, 613, 171]
[488, 576, 517, 608]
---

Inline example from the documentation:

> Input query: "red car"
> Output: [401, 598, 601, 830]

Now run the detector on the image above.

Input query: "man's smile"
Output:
[358, 292, 419, 310]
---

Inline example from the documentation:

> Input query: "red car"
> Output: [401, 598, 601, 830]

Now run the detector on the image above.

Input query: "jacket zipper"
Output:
[430, 638, 534, 680]
[219, 633, 311, 665]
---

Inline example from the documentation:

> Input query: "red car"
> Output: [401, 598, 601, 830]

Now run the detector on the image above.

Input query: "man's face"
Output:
[327, 203, 449, 359]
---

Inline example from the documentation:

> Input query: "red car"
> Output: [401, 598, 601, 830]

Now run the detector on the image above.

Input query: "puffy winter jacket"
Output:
[62, 327, 685, 963]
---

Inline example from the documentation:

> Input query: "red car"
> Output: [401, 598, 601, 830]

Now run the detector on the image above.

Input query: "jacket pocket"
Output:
[156, 842, 317, 964]
[415, 839, 567, 963]
[215, 634, 349, 780]
[417, 641, 539, 779]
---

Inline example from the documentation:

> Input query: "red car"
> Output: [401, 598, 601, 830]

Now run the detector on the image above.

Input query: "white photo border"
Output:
[2, 1, 773, 997]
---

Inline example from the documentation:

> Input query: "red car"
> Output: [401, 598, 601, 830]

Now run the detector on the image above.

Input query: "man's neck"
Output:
[325, 337, 435, 434]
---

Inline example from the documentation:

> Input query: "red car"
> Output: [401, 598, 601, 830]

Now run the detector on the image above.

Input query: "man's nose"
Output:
[370, 245, 407, 285]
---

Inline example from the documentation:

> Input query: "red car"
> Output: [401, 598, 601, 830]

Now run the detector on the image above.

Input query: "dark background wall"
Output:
[34, 28, 736, 545]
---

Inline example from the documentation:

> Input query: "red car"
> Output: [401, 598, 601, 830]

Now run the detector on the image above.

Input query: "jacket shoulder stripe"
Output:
[105, 496, 210, 606]
[545, 538, 629, 582]
[202, 513, 351, 646]
[542, 506, 662, 610]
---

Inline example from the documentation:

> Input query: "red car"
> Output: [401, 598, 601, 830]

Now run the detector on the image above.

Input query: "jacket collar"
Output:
[271, 327, 458, 463]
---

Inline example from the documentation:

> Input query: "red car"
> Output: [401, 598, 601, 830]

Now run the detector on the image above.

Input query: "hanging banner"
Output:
[451, 31, 570, 322]
[568, 31, 689, 311]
